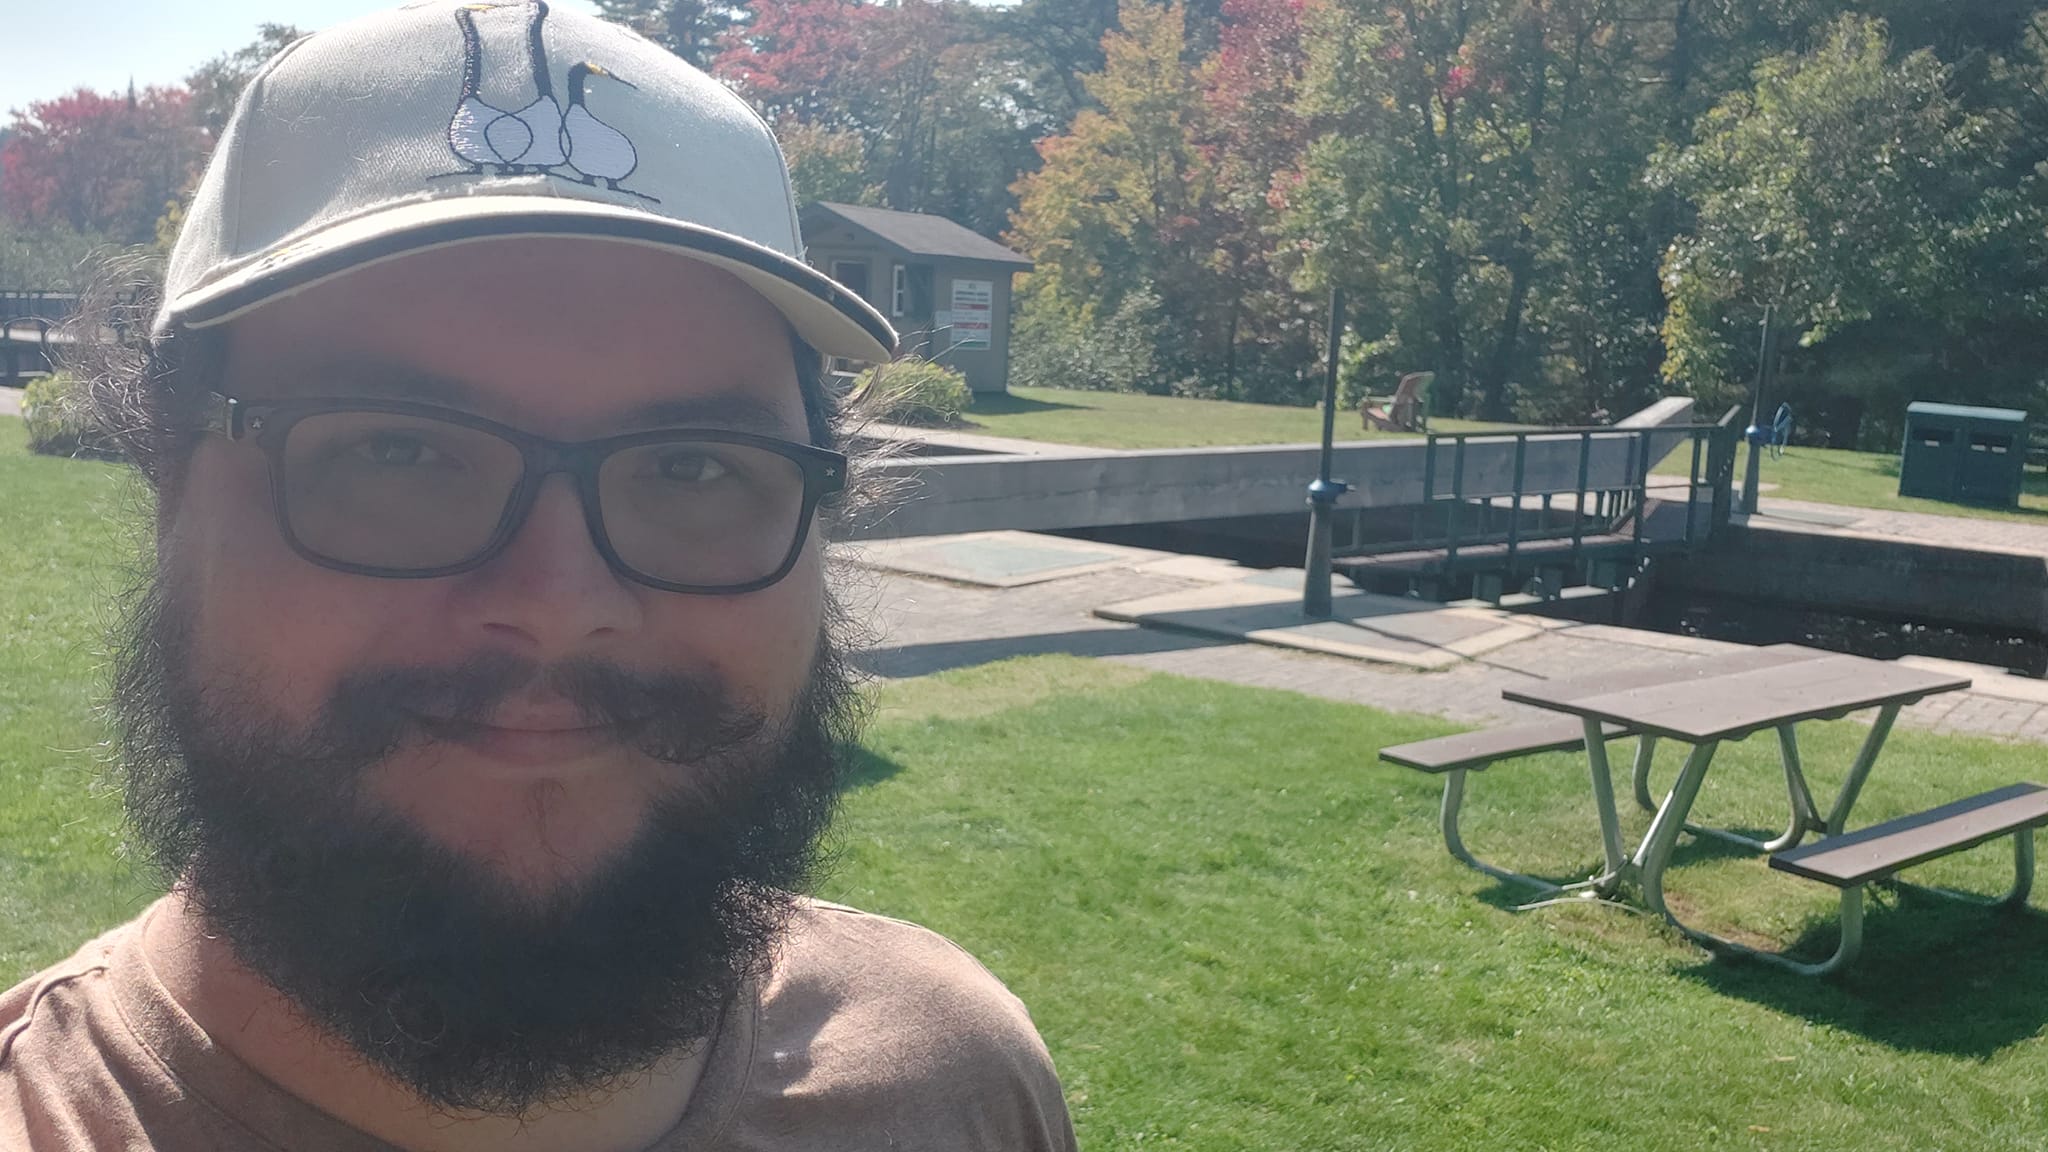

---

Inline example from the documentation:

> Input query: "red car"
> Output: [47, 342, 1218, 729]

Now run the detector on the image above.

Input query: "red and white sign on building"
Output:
[944, 279, 994, 349]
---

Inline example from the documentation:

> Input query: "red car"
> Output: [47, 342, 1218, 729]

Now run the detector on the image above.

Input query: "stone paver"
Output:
[0, 386, 21, 418]
[850, 531, 1172, 588]
[1095, 580, 1539, 669]
[853, 554, 2048, 746]
[1753, 497, 2048, 557]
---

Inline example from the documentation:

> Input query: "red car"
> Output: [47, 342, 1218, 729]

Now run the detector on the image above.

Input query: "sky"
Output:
[3, 0, 603, 118]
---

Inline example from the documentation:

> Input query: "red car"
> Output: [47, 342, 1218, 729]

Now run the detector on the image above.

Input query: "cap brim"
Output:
[157, 195, 898, 363]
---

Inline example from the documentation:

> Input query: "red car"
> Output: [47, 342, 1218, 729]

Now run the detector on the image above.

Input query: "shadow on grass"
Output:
[1461, 831, 2048, 1056]
[968, 392, 1091, 417]
[839, 743, 906, 791]
[1683, 888, 2048, 1058]
[1462, 829, 1778, 914]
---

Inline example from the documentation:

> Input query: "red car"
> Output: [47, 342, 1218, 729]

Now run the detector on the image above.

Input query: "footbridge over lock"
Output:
[846, 397, 1744, 603]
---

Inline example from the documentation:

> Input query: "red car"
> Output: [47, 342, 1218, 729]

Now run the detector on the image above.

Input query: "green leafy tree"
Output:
[0, 216, 110, 291]
[1290, 0, 1670, 420]
[1009, 0, 1215, 391]
[997, 0, 1123, 119]
[1195, 0, 1319, 401]
[592, 0, 747, 68]
[1652, 15, 2023, 411]
[778, 121, 878, 206]
[184, 23, 306, 137]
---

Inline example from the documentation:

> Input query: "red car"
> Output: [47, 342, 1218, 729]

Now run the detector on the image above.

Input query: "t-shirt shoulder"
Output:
[0, 921, 146, 1152]
[0, 923, 129, 1066]
[743, 899, 1077, 1151]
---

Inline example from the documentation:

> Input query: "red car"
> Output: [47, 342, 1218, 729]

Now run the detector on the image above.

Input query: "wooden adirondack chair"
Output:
[1362, 372, 1434, 433]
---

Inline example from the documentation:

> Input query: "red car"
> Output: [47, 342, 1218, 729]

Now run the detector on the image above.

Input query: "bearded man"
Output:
[0, 5, 1075, 1150]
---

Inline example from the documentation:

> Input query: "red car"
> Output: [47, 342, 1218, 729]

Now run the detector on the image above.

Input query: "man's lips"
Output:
[409, 711, 630, 770]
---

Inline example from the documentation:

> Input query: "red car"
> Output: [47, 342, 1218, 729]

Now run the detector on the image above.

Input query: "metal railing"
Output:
[1406, 412, 1743, 581]
[0, 290, 81, 325]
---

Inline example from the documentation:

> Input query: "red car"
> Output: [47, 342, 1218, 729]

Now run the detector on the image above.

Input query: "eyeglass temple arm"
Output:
[203, 393, 255, 439]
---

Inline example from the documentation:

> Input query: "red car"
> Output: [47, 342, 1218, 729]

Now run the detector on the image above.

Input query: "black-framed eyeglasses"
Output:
[203, 393, 846, 595]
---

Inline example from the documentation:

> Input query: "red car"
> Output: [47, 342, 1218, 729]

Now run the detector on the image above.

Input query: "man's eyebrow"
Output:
[280, 367, 798, 435]
[282, 367, 478, 407]
[614, 394, 794, 434]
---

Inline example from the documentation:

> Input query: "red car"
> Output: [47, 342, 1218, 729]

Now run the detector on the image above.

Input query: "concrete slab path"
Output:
[1095, 577, 1541, 670]
[844, 535, 2048, 746]
[1747, 497, 2048, 557]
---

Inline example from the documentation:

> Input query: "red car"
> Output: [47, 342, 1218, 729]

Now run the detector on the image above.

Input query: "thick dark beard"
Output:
[110, 571, 860, 1114]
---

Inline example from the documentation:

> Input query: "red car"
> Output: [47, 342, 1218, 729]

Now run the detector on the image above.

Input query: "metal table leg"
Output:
[1883, 827, 2038, 909]
[1719, 829, 2037, 977]
[1439, 768, 1619, 901]
[1582, 717, 1630, 896]
[1630, 734, 1660, 813]
[1633, 741, 1719, 918]
[1678, 723, 1823, 853]
[1824, 704, 1901, 836]
[1440, 769, 1559, 895]
[1722, 887, 1866, 977]
[1632, 707, 1994, 976]
[1631, 738, 1870, 974]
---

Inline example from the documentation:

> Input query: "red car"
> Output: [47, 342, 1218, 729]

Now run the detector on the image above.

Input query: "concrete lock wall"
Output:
[1661, 521, 2048, 636]
[845, 398, 1697, 541]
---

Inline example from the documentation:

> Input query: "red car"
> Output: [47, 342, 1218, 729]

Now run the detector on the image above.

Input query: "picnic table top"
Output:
[1503, 644, 1972, 743]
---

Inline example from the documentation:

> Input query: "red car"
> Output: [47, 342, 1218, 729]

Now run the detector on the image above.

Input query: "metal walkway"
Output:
[1334, 410, 1743, 602]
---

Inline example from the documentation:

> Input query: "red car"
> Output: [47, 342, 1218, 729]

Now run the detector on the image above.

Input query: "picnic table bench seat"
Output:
[1380, 719, 1631, 896]
[1378, 719, 1628, 774]
[1762, 782, 2048, 975]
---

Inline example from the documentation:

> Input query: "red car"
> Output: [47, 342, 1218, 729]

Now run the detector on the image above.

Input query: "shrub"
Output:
[20, 372, 114, 459]
[854, 357, 972, 427]
[1010, 287, 1166, 394]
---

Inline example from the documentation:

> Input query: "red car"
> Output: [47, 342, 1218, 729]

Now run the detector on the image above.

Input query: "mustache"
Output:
[318, 651, 769, 770]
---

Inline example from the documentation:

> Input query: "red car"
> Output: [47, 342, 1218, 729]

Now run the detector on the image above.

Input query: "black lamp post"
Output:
[1741, 304, 1773, 515]
[1303, 285, 1349, 617]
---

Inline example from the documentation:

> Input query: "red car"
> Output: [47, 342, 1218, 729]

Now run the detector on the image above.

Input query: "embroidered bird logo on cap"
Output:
[440, 1, 656, 201]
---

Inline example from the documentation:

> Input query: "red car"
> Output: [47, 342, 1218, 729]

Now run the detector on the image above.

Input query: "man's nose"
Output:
[451, 473, 644, 653]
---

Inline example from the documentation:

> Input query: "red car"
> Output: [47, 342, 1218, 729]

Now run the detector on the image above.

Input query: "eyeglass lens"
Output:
[279, 411, 810, 587]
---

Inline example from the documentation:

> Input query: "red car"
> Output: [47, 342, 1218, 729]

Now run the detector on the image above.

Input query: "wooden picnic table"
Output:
[1502, 644, 1972, 971]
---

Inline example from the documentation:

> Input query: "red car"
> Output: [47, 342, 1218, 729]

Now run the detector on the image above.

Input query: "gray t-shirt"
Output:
[0, 898, 1077, 1151]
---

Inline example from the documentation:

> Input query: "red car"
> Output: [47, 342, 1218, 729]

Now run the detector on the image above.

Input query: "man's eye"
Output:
[656, 451, 731, 483]
[352, 434, 447, 468]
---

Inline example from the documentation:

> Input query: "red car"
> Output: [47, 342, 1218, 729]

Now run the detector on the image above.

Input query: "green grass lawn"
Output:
[962, 386, 1510, 450]
[9, 413, 2048, 1148]
[1746, 443, 2048, 523]
[0, 416, 156, 978]
[845, 659, 2048, 1150]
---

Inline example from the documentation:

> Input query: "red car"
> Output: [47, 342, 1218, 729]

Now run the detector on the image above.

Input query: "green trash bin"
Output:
[1899, 402, 2027, 507]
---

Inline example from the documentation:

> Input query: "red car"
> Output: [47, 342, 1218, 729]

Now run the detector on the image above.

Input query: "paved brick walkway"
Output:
[1752, 497, 2048, 556]
[852, 562, 2048, 745]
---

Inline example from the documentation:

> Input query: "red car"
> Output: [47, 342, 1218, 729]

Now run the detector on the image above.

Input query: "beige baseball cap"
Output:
[156, 0, 897, 362]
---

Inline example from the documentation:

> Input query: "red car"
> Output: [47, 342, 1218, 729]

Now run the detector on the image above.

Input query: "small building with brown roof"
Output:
[799, 202, 1033, 394]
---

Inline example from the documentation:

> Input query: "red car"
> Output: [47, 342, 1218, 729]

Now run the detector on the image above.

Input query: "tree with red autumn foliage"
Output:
[1195, 0, 1317, 397]
[714, 0, 1040, 236]
[1, 85, 207, 246]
